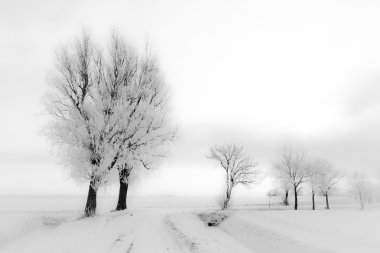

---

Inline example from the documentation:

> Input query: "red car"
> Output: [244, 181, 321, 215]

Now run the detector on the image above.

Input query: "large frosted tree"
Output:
[103, 35, 175, 211]
[46, 32, 114, 216]
[45, 31, 175, 216]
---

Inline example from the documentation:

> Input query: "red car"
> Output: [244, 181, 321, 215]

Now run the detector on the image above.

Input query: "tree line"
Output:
[208, 144, 373, 210]
[45, 30, 373, 216]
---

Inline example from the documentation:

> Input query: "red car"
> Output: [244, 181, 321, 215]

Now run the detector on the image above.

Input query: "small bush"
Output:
[197, 212, 228, 226]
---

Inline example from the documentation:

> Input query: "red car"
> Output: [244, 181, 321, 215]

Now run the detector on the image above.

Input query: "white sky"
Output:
[1, 0, 380, 197]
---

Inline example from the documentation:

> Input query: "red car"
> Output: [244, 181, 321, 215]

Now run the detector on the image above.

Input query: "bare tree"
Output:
[317, 160, 340, 210]
[267, 188, 279, 208]
[306, 159, 321, 210]
[350, 172, 370, 210]
[276, 174, 292, 206]
[207, 144, 259, 209]
[274, 146, 308, 210]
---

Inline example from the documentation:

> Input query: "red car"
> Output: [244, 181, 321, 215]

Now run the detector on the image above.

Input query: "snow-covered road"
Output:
[1, 209, 379, 253]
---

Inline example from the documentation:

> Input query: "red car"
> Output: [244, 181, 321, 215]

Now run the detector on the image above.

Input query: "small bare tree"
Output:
[207, 144, 259, 209]
[306, 159, 321, 210]
[267, 188, 279, 208]
[274, 146, 308, 210]
[277, 174, 292, 206]
[350, 172, 370, 210]
[317, 160, 340, 210]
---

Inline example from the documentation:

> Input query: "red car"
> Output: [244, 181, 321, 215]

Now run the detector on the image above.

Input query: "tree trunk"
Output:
[114, 164, 131, 211]
[312, 192, 315, 210]
[294, 186, 298, 210]
[84, 182, 97, 217]
[223, 198, 229, 209]
[359, 192, 364, 210]
[115, 177, 129, 211]
[284, 189, 289, 206]
[325, 193, 330, 209]
[223, 187, 232, 209]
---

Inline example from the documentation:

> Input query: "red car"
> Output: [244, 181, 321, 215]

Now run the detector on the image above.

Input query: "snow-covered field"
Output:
[0, 196, 379, 253]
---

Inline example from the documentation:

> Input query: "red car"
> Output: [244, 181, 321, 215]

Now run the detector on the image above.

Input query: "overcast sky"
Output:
[1, 0, 380, 197]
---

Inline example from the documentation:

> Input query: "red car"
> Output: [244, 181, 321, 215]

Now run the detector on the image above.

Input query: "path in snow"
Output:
[1, 209, 378, 253]
[0, 210, 253, 253]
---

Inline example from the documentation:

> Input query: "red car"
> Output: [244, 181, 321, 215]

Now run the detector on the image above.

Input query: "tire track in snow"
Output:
[123, 211, 184, 253]
[106, 212, 144, 253]
[163, 215, 199, 252]
[166, 212, 253, 253]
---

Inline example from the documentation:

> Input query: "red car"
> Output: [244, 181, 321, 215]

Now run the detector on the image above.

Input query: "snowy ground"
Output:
[0, 196, 379, 253]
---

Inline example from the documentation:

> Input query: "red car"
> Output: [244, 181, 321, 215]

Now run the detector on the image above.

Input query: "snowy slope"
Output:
[219, 209, 380, 253]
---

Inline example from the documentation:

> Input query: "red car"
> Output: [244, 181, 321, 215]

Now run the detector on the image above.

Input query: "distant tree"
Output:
[317, 160, 340, 210]
[306, 159, 321, 210]
[350, 172, 370, 210]
[276, 174, 292, 206]
[207, 144, 260, 209]
[274, 146, 308, 210]
[267, 188, 279, 208]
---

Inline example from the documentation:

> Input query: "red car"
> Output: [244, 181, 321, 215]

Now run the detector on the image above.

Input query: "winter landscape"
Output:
[2, 0, 380, 252]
